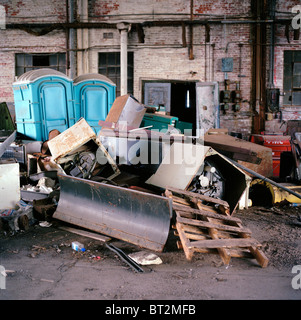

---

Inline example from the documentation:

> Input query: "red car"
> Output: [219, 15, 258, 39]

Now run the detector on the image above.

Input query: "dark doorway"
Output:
[170, 81, 196, 133]
[143, 80, 197, 135]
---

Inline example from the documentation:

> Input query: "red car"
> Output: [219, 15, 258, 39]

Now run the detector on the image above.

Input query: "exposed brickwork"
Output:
[0, 0, 298, 137]
[263, 0, 301, 132]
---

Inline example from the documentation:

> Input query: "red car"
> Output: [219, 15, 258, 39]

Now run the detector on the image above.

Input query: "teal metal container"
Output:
[140, 113, 179, 132]
[73, 74, 116, 134]
[13, 69, 75, 141]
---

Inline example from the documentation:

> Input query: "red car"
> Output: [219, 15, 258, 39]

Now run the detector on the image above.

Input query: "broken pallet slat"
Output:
[176, 215, 252, 235]
[192, 201, 232, 265]
[166, 186, 230, 208]
[176, 221, 195, 260]
[173, 204, 242, 223]
[225, 217, 269, 268]
[188, 237, 261, 249]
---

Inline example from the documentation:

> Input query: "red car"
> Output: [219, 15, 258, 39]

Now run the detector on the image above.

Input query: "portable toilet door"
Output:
[39, 80, 74, 139]
[73, 73, 116, 134]
[13, 69, 74, 141]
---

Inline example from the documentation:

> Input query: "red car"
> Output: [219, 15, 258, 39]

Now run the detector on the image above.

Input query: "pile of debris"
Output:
[0, 96, 272, 268]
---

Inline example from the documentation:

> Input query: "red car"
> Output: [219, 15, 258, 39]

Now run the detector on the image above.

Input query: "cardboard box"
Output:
[105, 94, 147, 128]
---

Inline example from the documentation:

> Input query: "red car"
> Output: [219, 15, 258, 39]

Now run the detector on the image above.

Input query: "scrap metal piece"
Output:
[47, 118, 120, 179]
[47, 118, 97, 162]
[231, 159, 301, 202]
[29, 170, 58, 182]
[0, 130, 16, 158]
[105, 243, 144, 273]
[0, 158, 20, 210]
[205, 130, 273, 177]
[53, 173, 172, 252]
[146, 144, 251, 214]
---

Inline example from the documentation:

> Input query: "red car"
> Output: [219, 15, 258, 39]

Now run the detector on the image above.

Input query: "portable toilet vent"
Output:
[73, 73, 116, 134]
[13, 68, 75, 141]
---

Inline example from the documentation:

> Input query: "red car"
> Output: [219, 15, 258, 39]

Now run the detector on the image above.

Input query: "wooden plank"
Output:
[170, 195, 192, 207]
[227, 248, 254, 259]
[189, 237, 261, 249]
[189, 197, 230, 216]
[180, 231, 209, 241]
[176, 222, 194, 260]
[166, 187, 230, 207]
[194, 201, 231, 265]
[188, 199, 220, 213]
[176, 215, 252, 235]
[173, 204, 242, 223]
[228, 220, 269, 268]
[180, 224, 210, 237]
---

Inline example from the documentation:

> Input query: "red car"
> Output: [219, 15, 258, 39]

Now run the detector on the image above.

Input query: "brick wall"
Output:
[89, 0, 254, 136]
[0, 0, 66, 118]
[0, 0, 297, 138]
[263, 0, 301, 133]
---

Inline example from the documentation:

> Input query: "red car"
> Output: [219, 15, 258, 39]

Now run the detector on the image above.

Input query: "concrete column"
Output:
[117, 23, 131, 96]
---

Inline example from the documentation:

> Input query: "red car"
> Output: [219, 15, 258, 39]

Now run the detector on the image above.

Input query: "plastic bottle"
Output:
[72, 241, 86, 252]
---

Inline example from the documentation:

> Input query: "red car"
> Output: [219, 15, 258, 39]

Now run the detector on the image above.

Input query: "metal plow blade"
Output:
[53, 173, 172, 252]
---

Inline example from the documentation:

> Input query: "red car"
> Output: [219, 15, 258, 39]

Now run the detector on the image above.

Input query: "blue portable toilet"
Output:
[73, 73, 116, 134]
[13, 68, 75, 141]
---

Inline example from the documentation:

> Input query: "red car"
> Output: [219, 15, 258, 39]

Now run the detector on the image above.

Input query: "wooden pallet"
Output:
[165, 187, 269, 268]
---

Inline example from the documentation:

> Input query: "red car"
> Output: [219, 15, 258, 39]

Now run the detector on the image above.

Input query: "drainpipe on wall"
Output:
[117, 23, 131, 96]
[77, 0, 89, 75]
[253, 0, 266, 134]
[68, 0, 76, 78]
[269, 0, 276, 88]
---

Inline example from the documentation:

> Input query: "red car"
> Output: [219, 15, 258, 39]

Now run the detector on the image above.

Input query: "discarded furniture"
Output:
[165, 188, 268, 268]
[73, 73, 116, 134]
[13, 69, 75, 141]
